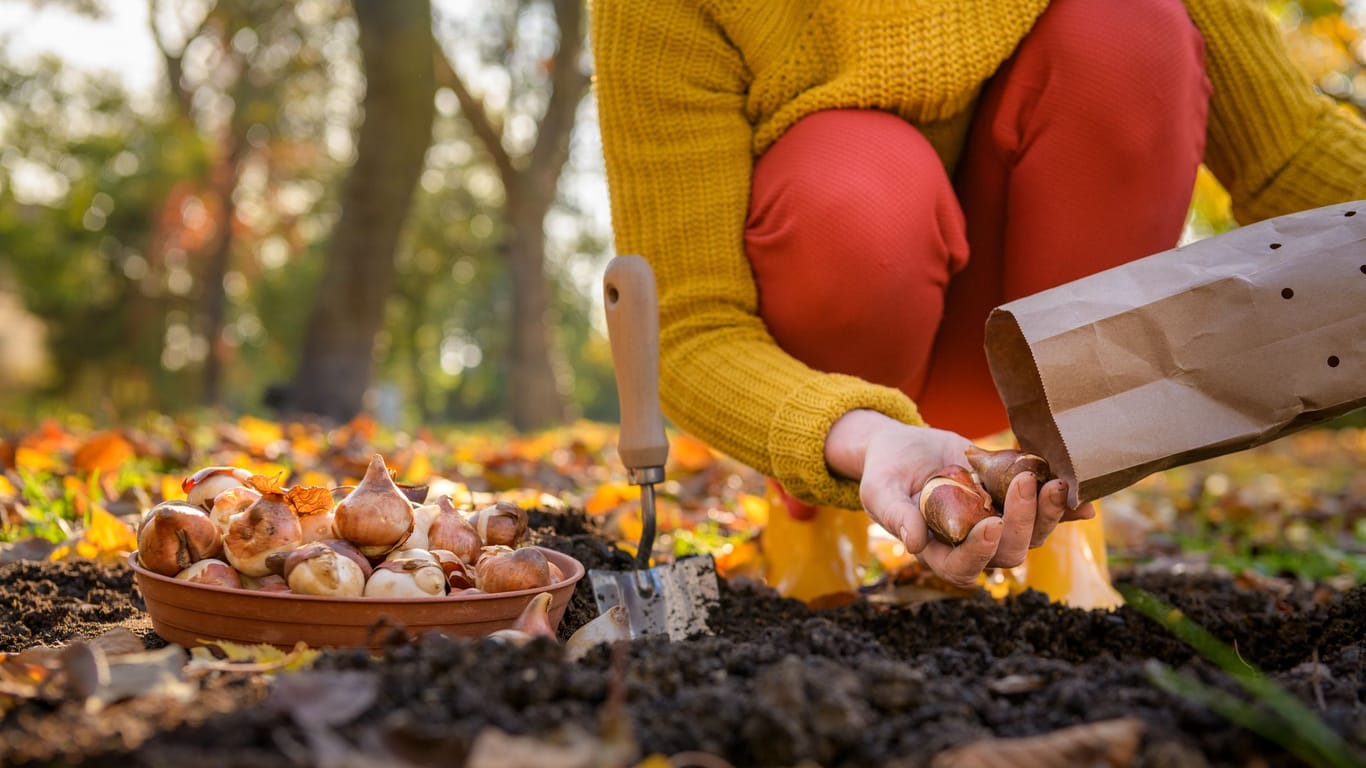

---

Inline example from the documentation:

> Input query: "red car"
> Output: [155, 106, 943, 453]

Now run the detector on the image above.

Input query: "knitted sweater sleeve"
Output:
[1184, 0, 1366, 222]
[590, 0, 923, 508]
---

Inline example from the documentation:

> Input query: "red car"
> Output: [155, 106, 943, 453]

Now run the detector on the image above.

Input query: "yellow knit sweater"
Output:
[591, 0, 1366, 509]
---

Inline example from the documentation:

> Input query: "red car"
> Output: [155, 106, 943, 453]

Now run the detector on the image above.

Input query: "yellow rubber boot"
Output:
[1007, 502, 1124, 609]
[761, 480, 871, 602]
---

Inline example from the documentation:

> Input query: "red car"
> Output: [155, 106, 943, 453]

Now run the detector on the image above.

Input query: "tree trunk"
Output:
[505, 194, 566, 432]
[200, 136, 246, 407]
[286, 0, 435, 422]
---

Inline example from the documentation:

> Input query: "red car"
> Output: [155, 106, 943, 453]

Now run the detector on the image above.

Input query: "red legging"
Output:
[746, 0, 1212, 441]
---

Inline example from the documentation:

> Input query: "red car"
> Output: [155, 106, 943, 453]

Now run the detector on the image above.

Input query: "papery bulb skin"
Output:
[317, 538, 373, 580]
[468, 501, 528, 548]
[919, 467, 996, 545]
[183, 467, 254, 510]
[137, 502, 224, 576]
[208, 487, 262, 535]
[430, 550, 477, 589]
[174, 558, 243, 589]
[364, 558, 447, 598]
[283, 544, 366, 597]
[964, 446, 1051, 509]
[428, 498, 484, 563]
[476, 547, 552, 594]
[334, 454, 415, 558]
[224, 495, 304, 577]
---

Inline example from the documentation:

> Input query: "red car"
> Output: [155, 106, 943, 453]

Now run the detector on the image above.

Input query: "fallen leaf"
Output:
[72, 431, 135, 475]
[668, 433, 716, 473]
[61, 643, 194, 713]
[188, 640, 320, 674]
[287, 485, 334, 517]
[587, 482, 639, 515]
[930, 717, 1145, 768]
[248, 473, 288, 496]
[60, 506, 138, 563]
[270, 670, 380, 729]
[15, 446, 61, 474]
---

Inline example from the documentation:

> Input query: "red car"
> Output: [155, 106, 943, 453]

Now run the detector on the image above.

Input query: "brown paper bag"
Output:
[984, 200, 1366, 508]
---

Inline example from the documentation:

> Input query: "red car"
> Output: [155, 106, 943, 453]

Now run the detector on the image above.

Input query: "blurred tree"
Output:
[283, 0, 435, 423]
[435, 0, 591, 432]
[147, 0, 355, 406]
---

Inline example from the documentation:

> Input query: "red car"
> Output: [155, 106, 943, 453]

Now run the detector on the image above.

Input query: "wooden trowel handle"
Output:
[604, 255, 669, 472]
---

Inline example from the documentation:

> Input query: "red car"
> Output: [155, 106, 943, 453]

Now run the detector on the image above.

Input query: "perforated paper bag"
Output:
[984, 200, 1366, 508]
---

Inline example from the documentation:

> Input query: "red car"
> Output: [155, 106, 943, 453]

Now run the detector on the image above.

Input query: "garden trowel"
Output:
[590, 255, 719, 640]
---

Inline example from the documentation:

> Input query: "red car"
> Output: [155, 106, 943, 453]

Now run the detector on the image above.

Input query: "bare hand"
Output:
[825, 410, 1092, 588]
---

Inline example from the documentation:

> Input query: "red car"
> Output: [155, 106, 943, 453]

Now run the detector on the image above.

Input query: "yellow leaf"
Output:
[735, 492, 769, 529]
[401, 449, 433, 485]
[66, 506, 138, 563]
[236, 415, 283, 451]
[193, 640, 320, 672]
[632, 756, 673, 768]
[296, 470, 336, 490]
[0, 475, 16, 498]
[160, 475, 186, 502]
[15, 446, 61, 474]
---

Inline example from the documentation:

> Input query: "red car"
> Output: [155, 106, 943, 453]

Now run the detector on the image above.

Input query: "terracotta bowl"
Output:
[130, 546, 585, 651]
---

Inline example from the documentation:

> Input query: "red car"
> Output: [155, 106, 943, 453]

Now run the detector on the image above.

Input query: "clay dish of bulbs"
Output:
[130, 546, 585, 651]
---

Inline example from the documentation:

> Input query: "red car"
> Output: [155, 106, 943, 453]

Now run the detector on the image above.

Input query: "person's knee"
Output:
[1030, 0, 1208, 111]
[747, 111, 967, 294]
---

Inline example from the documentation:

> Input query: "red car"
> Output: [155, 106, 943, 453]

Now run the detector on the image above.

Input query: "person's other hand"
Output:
[824, 410, 1091, 588]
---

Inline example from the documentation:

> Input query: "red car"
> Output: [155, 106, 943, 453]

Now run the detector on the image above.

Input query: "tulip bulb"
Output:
[511, 592, 557, 638]
[182, 466, 254, 510]
[401, 503, 441, 551]
[283, 544, 366, 597]
[364, 558, 446, 598]
[137, 502, 224, 577]
[224, 495, 304, 577]
[476, 547, 552, 594]
[964, 446, 1051, 510]
[428, 498, 483, 563]
[384, 548, 436, 563]
[468, 501, 528, 548]
[919, 467, 995, 545]
[334, 454, 415, 557]
[565, 604, 631, 662]
[174, 558, 242, 590]
[316, 538, 374, 580]
[430, 550, 477, 589]
[208, 487, 262, 535]
[299, 511, 337, 543]
[244, 573, 291, 593]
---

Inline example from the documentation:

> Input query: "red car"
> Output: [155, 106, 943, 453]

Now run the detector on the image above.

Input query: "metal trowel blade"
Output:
[589, 555, 719, 640]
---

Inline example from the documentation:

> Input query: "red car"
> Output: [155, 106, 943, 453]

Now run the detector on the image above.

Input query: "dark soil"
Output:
[2, 508, 1364, 767]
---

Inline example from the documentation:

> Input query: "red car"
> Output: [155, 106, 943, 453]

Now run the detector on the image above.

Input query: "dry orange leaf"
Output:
[72, 431, 135, 475]
[19, 420, 78, 455]
[286, 485, 334, 517]
[668, 433, 716, 473]
[586, 482, 639, 515]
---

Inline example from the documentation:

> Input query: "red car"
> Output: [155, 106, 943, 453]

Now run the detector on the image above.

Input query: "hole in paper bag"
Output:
[1269, 243, 1282, 250]
[1281, 288, 1294, 299]
[1328, 356, 1340, 368]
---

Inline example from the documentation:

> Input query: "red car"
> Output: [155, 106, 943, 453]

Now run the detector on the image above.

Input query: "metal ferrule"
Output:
[627, 466, 666, 486]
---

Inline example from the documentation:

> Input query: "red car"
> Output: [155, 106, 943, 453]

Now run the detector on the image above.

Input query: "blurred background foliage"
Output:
[0, 0, 1361, 432]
